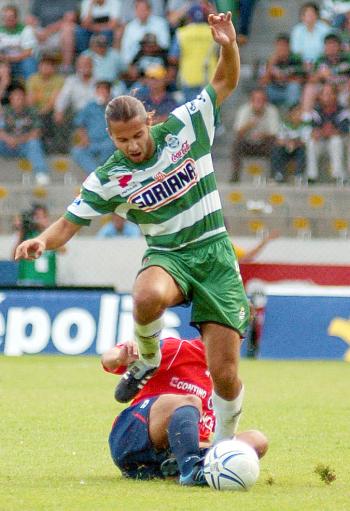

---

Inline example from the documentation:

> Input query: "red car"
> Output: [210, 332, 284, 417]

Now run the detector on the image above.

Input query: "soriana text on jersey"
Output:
[128, 159, 198, 211]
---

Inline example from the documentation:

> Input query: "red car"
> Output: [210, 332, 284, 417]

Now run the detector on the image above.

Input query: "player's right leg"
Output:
[114, 266, 184, 403]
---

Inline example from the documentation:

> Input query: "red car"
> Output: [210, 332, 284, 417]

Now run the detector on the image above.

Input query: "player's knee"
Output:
[209, 361, 238, 388]
[239, 430, 269, 459]
[178, 394, 202, 413]
[133, 287, 166, 322]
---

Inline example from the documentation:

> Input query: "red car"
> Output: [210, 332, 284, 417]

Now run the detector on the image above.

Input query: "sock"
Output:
[134, 317, 163, 368]
[168, 405, 201, 477]
[212, 385, 245, 444]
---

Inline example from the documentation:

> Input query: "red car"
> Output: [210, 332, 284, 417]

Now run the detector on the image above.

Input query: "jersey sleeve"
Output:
[169, 84, 220, 148]
[64, 172, 116, 226]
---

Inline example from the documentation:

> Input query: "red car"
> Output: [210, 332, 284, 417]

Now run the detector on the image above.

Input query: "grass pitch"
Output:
[1, 355, 349, 511]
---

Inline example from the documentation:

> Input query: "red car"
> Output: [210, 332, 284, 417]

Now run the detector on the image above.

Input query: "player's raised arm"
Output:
[209, 11, 240, 106]
[14, 216, 81, 261]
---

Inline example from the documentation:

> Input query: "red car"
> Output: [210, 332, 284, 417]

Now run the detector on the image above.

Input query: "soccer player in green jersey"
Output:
[15, 12, 251, 475]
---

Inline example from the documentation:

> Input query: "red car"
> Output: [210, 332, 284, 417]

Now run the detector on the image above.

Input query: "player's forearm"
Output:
[37, 216, 80, 250]
[101, 347, 124, 371]
[213, 41, 240, 92]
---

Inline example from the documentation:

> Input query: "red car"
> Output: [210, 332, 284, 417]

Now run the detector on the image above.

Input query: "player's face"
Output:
[108, 116, 155, 163]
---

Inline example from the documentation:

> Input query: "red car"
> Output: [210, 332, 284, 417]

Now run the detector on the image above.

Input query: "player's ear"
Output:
[146, 111, 155, 126]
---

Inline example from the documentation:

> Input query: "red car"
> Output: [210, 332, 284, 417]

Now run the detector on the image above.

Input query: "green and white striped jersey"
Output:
[65, 85, 227, 251]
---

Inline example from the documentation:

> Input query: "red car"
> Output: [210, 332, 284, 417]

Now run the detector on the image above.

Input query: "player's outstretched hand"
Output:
[15, 238, 46, 261]
[208, 11, 236, 47]
[117, 341, 139, 366]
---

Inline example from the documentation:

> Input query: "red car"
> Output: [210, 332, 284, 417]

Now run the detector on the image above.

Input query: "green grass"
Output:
[1, 356, 349, 511]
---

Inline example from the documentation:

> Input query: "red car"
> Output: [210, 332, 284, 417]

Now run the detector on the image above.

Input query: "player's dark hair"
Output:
[3, 5, 18, 16]
[300, 2, 320, 17]
[105, 95, 148, 130]
[275, 33, 290, 43]
[324, 33, 341, 44]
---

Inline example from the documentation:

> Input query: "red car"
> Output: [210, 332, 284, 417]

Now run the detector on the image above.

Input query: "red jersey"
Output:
[104, 337, 215, 441]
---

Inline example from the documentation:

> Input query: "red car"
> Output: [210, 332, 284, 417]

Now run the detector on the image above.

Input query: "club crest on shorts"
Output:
[239, 306, 246, 321]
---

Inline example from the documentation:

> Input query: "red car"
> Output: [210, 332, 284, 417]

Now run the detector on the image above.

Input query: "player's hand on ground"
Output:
[15, 238, 46, 261]
[208, 11, 236, 47]
[117, 341, 139, 366]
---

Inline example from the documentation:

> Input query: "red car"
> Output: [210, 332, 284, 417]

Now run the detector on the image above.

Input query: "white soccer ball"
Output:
[203, 439, 260, 491]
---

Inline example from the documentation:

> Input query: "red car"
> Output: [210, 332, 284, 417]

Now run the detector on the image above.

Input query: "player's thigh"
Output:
[149, 393, 202, 449]
[133, 265, 184, 308]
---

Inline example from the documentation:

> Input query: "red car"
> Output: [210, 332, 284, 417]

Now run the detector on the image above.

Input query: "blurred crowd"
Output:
[1, 1, 350, 186]
[235, 1, 350, 184]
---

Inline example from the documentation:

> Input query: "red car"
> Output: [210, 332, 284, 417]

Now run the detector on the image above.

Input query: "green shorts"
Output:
[141, 234, 250, 335]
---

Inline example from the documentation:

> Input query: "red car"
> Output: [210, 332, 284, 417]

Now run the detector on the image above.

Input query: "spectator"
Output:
[71, 80, 115, 174]
[13, 204, 65, 286]
[290, 2, 332, 65]
[233, 230, 280, 261]
[169, 3, 218, 102]
[302, 33, 350, 112]
[0, 83, 50, 186]
[82, 33, 125, 94]
[306, 83, 349, 183]
[124, 32, 170, 90]
[260, 33, 304, 109]
[120, 0, 166, 22]
[321, 0, 350, 27]
[27, 55, 65, 153]
[121, 0, 170, 66]
[271, 104, 309, 183]
[0, 5, 37, 80]
[54, 54, 95, 125]
[0, 61, 11, 105]
[338, 11, 350, 51]
[236, 0, 258, 46]
[231, 88, 279, 182]
[77, 0, 122, 52]
[166, 1, 213, 31]
[96, 213, 141, 238]
[28, 0, 80, 74]
[137, 65, 178, 124]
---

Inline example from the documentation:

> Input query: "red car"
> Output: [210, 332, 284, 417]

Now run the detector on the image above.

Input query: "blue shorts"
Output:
[109, 397, 170, 480]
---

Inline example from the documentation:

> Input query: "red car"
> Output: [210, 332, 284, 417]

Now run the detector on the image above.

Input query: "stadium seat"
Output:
[332, 218, 349, 238]
[18, 158, 32, 185]
[292, 217, 311, 239]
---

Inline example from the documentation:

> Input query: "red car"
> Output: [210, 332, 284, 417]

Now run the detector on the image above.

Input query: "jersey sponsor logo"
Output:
[117, 174, 133, 188]
[170, 140, 190, 163]
[110, 173, 142, 197]
[169, 376, 207, 399]
[128, 158, 198, 211]
[154, 171, 166, 181]
[185, 93, 206, 115]
[73, 194, 82, 206]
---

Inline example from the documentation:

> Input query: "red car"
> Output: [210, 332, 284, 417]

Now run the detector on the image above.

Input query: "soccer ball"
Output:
[203, 439, 260, 491]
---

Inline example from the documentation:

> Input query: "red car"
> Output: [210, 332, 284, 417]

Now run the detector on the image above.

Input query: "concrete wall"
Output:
[1, 235, 349, 292]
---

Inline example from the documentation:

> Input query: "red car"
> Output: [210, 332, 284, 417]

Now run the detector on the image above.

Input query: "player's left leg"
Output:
[202, 322, 244, 444]
[236, 430, 269, 459]
[149, 393, 207, 485]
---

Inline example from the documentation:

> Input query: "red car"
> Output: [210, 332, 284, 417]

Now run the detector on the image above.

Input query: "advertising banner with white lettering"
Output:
[0, 290, 198, 356]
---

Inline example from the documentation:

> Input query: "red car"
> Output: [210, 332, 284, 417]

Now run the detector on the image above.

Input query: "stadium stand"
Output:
[0, 0, 349, 239]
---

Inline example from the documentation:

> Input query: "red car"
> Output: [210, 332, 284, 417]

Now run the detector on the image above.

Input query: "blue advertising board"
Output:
[260, 290, 350, 361]
[0, 289, 198, 356]
[1, 288, 349, 359]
